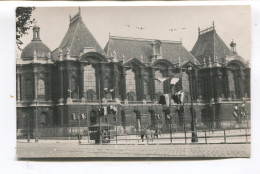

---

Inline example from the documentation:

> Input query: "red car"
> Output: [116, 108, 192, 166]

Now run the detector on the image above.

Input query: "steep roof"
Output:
[191, 25, 245, 65]
[104, 36, 198, 65]
[52, 12, 105, 60]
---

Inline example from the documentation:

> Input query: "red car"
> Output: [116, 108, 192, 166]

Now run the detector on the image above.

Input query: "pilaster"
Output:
[58, 64, 64, 104]
[113, 63, 120, 100]
[79, 63, 85, 101]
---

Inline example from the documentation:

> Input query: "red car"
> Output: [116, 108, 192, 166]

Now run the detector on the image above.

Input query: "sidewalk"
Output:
[16, 143, 250, 158]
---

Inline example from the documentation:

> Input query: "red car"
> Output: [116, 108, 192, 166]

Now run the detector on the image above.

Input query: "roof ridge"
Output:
[106, 37, 111, 55]
[83, 21, 106, 55]
[69, 18, 80, 52]
[110, 35, 182, 44]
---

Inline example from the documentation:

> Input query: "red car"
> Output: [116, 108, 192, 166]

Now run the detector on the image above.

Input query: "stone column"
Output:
[193, 69, 199, 100]
[245, 68, 250, 98]
[33, 68, 38, 101]
[167, 68, 174, 94]
[113, 63, 120, 101]
[97, 63, 106, 100]
[21, 74, 24, 101]
[17, 74, 21, 102]
[224, 68, 230, 99]
[149, 67, 155, 100]
[66, 68, 72, 103]
[238, 69, 244, 98]
[48, 66, 52, 102]
[209, 68, 214, 102]
[80, 63, 85, 101]
[139, 68, 145, 100]
[121, 66, 127, 101]
[58, 65, 64, 104]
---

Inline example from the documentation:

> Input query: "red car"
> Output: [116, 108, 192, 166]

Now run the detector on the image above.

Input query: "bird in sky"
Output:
[182, 27, 186, 30]
[125, 24, 131, 27]
[169, 28, 177, 32]
[136, 26, 145, 30]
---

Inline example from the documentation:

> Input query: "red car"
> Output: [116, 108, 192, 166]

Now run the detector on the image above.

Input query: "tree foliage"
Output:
[16, 7, 35, 50]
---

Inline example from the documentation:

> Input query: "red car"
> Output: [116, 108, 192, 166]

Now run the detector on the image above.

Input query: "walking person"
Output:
[145, 126, 150, 142]
[233, 104, 240, 124]
[241, 101, 247, 121]
[140, 128, 145, 142]
[150, 129, 155, 142]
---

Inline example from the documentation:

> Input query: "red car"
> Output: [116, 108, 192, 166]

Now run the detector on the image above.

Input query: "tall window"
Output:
[182, 72, 190, 93]
[84, 65, 96, 92]
[37, 79, 46, 96]
[71, 76, 77, 99]
[126, 69, 136, 94]
[154, 70, 164, 93]
[25, 79, 33, 99]
[228, 71, 236, 99]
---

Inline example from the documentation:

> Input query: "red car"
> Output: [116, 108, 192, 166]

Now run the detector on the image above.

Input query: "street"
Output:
[16, 140, 250, 158]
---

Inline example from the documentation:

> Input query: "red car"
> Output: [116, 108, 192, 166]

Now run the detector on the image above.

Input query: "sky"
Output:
[18, 6, 251, 61]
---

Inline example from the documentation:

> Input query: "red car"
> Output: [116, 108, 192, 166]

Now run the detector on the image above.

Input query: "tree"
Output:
[16, 7, 35, 50]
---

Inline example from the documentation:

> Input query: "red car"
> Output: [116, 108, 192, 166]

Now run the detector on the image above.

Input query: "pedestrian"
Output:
[145, 127, 150, 142]
[241, 101, 247, 119]
[233, 104, 240, 123]
[140, 128, 145, 142]
[78, 133, 82, 144]
[154, 129, 158, 139]
[150, 129, 155, 142]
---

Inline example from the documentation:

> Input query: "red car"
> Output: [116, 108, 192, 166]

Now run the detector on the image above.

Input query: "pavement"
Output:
[16, 140, 250, 158]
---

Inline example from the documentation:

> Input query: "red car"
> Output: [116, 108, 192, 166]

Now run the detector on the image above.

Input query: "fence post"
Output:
[204, 131, 207, 144]
[170, 124, 172, 145]
[245, 128, 248, 143]
[116, 125, 117, 144]
[184, 131, 187, 144]
[224, 129, 226, 144]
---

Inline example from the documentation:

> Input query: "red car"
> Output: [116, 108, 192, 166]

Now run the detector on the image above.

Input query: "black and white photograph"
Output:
[15, 6, 251, 159]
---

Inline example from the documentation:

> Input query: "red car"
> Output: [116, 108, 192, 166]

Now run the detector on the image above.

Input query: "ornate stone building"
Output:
[16, 10, 250, 137]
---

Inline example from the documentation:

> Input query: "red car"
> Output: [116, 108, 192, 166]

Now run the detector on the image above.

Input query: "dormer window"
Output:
[154, 40, 162, 56]
[151, 40, 162, 61]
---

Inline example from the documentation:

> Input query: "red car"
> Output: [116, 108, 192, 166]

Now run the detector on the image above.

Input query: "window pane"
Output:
[154, 70, 164, 93]
[37, 79, 45, 96]
[25, 79, 33, 98]
[126, 69, 136, 94]
[182, 72, 190, 93]
[84, 65, 96, 92]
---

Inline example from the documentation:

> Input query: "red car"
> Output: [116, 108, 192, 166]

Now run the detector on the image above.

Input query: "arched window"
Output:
[154, 70, 164, 94]
[25, 79, 33, 99]
[126, 69, 136, 94]
[37, 79, 45, 96]
[84, 65, 96, 93]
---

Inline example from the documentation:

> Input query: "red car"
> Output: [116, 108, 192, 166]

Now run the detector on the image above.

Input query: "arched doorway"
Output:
[90, 110, 97, 126]
[39, 112, 48, 127]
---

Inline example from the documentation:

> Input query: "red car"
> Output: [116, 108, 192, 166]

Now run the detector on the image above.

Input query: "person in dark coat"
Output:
[140, 128, 145, 142]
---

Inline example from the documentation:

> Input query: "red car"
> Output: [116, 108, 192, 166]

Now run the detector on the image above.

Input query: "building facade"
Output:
[16, 10, 250, 137]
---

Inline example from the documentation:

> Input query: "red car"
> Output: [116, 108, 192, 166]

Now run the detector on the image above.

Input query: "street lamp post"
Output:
[187, 65, 198, 143]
